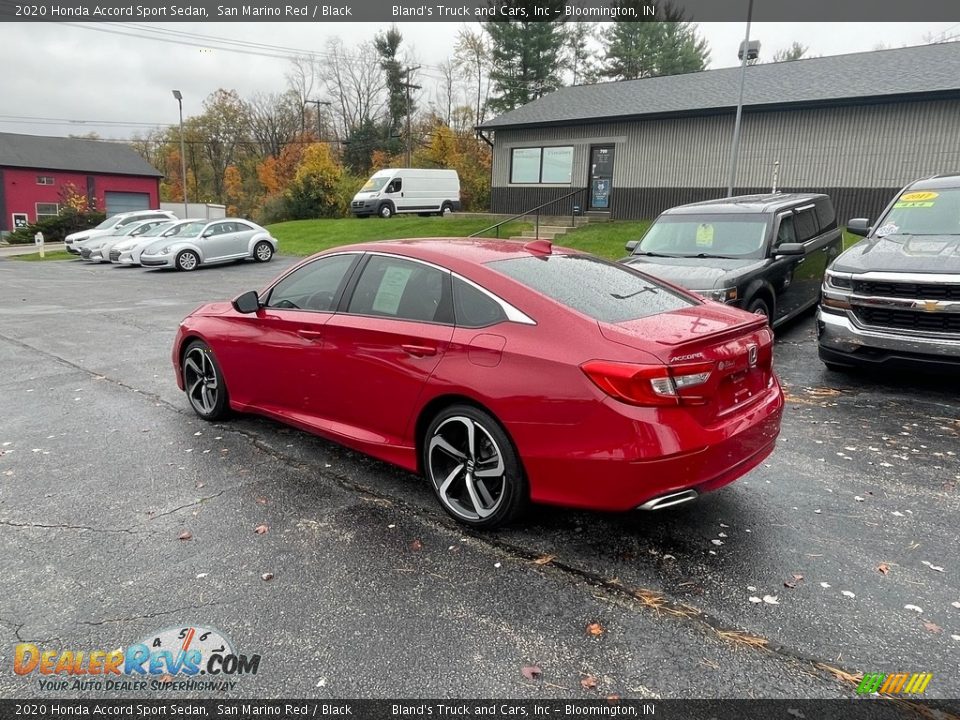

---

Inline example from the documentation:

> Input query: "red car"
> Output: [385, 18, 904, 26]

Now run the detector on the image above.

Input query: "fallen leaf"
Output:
[493, 562, 501, 568]
[952, 635, 960, 642]
[891, 511, 905, 517]
[254, 524, 269, 535]
[854, 496, 865, 502]
[256, 496, 269, 505]
[662, 554, 676, 561]
[952, 601, 960, 609]
[711, 539, 724, 546]
[877, 563, 890, 575]
[820, 582, 831, 588]
[762, 595, 779, 605]
[261, 572, 274, 582]
[177, 531, 192, 541]
[196, 573, 208, 579]
[923, 621, 941, 634]
[747, 585, 757, 591]
[521, 665, 542, 680]
[718, 532, 728, 538]
[580, 675, 598, 690]
[904, 604, 923, 613]
[606, 694, 621, 703]
[841, 591, 856, 598]
[158, 674, 173, 684]
[533, 554, 556, 565]
[410, 538, 423, 551]
[586, 622, 605, 636]
[748, 596, 762, 603]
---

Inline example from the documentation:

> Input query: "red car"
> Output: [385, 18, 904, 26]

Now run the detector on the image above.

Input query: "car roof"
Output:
[906, 174, 960, 191]
[661, 193, 826, 216]
[321, 238, 580, 268]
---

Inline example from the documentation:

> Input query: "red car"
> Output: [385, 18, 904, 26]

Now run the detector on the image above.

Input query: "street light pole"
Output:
[725, 0, 754, 197]
[172, 90, 188, 218]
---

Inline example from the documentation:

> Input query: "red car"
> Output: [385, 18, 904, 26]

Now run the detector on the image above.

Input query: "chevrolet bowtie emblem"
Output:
[923, 300, 943, 313]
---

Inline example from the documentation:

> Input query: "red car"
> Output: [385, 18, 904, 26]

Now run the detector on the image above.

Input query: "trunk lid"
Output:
[599, 304, 775, 423]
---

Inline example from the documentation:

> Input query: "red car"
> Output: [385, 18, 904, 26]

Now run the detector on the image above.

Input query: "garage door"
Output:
[105, 191, 150, 216]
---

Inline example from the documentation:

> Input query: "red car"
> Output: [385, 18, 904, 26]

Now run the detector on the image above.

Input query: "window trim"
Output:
[509, 145, 574, 185]
[36, 175, 55, 185]
[35, 202, 59, 220]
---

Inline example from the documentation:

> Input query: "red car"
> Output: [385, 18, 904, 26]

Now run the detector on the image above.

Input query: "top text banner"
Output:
[3, 0, 960, 22]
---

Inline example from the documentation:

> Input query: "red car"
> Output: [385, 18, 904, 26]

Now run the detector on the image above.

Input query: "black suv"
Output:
[818, 174, 960, 370]
[623, 193, 843, 326]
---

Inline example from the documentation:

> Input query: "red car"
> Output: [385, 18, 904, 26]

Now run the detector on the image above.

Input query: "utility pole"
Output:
[726, 0, 755, 197]
[401, 66, 421, 167]
[305, 99, 331, 141]
[171, 90, 188, 218]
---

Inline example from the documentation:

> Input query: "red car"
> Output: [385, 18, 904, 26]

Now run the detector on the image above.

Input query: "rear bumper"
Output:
[817, 308, 960, 368]
[520, 381, 784, 512]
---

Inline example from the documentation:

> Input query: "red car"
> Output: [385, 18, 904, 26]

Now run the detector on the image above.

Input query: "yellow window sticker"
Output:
[900, 191, 938, 202]
[695, 224, 714, 246]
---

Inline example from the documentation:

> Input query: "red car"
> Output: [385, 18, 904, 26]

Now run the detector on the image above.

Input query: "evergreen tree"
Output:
[374, 26, 410, 134]
[485, 2, 567, 114]
[601, 6, 710, 81]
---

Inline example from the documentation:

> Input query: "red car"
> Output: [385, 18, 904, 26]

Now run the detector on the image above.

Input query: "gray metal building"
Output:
[478, 42, 960, 224]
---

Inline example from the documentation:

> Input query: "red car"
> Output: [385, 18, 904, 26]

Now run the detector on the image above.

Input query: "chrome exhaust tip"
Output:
[638, 489, 699, 511]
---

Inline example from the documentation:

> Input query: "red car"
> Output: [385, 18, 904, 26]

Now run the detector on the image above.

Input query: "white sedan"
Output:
[139, 219, 278, 271]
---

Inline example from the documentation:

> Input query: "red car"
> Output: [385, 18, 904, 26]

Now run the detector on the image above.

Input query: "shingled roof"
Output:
[479, 41, 960, 130]
[0, 132, 162, 177]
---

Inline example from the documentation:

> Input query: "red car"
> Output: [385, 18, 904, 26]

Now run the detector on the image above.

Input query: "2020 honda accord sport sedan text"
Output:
[172, 239, 784, 528]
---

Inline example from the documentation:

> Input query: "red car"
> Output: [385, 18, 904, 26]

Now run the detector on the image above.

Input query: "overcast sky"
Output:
[3, 22, 958, 139]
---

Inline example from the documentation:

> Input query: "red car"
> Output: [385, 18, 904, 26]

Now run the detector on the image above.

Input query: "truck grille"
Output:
[853, 280, 960, 301]
[351, 201, 364, 208]
[80, 248, 91, 258]
[855, 307, 960, 334]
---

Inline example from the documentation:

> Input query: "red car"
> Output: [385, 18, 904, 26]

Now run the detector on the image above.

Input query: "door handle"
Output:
[297, 329, 324, 341]
[401, 344, 437, 357]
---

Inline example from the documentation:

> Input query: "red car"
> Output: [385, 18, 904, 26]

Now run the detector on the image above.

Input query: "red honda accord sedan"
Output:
[173, 239, 783, 528]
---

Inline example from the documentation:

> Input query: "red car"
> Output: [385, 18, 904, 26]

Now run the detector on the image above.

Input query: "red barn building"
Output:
[0, 132, 162, 233]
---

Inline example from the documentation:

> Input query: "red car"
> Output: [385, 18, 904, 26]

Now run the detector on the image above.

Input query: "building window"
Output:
[36, 203, 59, 221]
[510, 146, 574, 184]
[36, 176, 55, 185]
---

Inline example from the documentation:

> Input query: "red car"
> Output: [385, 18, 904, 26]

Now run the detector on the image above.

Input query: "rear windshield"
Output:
[489, 254, 695, 323]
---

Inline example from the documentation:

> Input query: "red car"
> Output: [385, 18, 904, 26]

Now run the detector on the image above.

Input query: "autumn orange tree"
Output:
[411, 118, 492, 211]
[284, 143, 344, 219]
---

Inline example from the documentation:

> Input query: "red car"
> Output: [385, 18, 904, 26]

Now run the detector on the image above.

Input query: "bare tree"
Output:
[247, 90, 303, 158]
[455, 26, 492, 127]
[431, 59, 460, 126]
[323, 38, 388, 139]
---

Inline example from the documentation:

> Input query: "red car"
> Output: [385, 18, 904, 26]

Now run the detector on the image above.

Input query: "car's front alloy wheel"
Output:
[182, 340, 229, 420]
[424, 405, 527, 529]
[176, 250, 199, 272]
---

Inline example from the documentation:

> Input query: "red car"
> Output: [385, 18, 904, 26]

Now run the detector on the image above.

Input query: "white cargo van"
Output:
[351, 168, 460, 218]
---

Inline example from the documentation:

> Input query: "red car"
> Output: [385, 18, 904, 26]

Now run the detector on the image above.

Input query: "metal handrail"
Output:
[468, 187, 588, 239]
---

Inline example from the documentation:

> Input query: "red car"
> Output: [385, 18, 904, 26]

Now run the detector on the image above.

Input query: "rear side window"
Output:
[814, 198, 837, 231]
[348, 255, 453, 324]
[453, 277, 507, 328]
[489, 254, 694, 323]
[793, 208, 819, 242]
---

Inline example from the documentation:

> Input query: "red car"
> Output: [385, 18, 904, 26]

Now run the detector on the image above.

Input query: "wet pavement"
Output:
[0, 257, 957, 700]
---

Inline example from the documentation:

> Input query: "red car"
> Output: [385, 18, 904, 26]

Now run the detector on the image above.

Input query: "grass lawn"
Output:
[10, 250, 75, 262]
[265, 215, 864, 261]
[267, 216, 531, 257]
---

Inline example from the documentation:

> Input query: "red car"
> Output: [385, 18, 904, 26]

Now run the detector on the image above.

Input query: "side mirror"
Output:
[625, 240, 639, 253]
[775, 243, 805, 256]
[847, 218, 871, 237]
[232, 290, 261, 314]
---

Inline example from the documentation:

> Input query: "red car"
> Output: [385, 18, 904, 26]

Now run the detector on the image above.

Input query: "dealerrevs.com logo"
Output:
[14, 625, 261, 692]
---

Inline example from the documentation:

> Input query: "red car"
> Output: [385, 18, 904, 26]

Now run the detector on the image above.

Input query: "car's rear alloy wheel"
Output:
[424, 405, 527, 529]
[254, 241, 274, 263]
[176, 250, 199, 272]
[182, 340, 229, 420]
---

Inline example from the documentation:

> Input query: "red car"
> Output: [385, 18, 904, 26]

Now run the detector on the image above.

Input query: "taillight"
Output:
[581, 360, 714, 407]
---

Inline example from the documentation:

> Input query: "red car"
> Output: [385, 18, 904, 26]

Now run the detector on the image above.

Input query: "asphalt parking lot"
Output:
[0, 257, 958, 700]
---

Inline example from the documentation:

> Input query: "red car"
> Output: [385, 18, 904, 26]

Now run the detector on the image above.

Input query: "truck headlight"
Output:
[826, 271, 852, 289]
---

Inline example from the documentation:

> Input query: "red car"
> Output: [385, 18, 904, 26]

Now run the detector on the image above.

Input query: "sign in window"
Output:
[510, 146, 574, 184]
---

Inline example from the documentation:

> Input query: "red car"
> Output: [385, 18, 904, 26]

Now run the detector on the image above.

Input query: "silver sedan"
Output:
[139, 219, 278, 271]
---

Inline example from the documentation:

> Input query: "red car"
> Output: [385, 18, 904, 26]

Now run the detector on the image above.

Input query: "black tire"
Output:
[747, 297, 772, 324]
[175, 250, 200, 272]
[440, 202, 453, 216]
[423, 404, 528, 529]
[378, 203, 394, 218]
[253, 241, 274, 263]
[181, 340, 230, 421]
